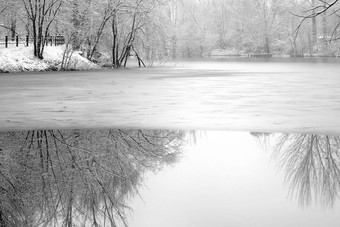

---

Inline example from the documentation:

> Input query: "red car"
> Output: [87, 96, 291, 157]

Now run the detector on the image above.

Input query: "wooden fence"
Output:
[0, 36, 65, 48]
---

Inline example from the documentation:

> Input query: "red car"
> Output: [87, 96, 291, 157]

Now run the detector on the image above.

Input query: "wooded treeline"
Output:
[0, 129, 185, 226]
[1, 0, 340, 64]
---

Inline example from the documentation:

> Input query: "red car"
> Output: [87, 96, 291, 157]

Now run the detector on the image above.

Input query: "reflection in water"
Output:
[272, 133, 340, 208]
[0, 129, 185, 227]
[250, 132, 271, 150]
[2, 129, 340, 226]
[251, 132, 340, 208]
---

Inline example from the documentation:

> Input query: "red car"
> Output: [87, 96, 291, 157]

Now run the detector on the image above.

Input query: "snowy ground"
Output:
[1, 59, 340, 135]
[0, 45, 99, 72]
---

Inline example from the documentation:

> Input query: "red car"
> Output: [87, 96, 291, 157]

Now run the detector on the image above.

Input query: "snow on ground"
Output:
[0, 45, 99, 72]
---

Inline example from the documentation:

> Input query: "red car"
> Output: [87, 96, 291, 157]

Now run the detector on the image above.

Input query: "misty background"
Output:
[1, 0, 340, 66]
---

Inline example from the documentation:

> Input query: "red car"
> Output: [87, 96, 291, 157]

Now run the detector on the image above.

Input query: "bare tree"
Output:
[21, 0, 64, 59]
[110, 0, 159, 68]
[293, 0, 340, 42]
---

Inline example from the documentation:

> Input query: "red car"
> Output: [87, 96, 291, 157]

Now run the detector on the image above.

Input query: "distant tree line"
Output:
[1, 0, 340, 64]
[165, 0, 340, 57]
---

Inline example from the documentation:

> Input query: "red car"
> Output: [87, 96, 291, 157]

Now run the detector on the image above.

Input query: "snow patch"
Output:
[0, 46, 100, 73]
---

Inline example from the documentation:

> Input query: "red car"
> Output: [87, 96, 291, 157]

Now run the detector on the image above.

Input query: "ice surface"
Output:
[1, 59, 339, 134]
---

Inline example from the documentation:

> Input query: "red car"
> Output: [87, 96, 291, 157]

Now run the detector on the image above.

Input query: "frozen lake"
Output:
[1, 58, 340, 134]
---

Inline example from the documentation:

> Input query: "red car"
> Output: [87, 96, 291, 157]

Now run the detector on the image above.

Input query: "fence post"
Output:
[54, 36, 57, 46]
[16, 36, 19, 47]
[26, 36, 29, 47]
[5, 36, 8, 48]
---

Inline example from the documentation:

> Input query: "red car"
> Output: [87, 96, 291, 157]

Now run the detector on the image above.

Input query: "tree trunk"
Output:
[308, 33, 312, 56]
[322, 1, 328, 53]
[145, 26, 151, 61]
[37, 23, 44, 59]
[263, 2, 270, 54]
[10, 18, 16, 40]
[111, 12, 119, 68]
[235, 21, 241, 55]
[32, 20, 38, 57]
[119, 13, 137, 66]
[172, 35, 177, 58]
[89, 11, 113, 60]
[291, 18, 298, 56]
[71, 0, 81, 50]
[311, 0, 317, 53]
[264, 36, 270, 54]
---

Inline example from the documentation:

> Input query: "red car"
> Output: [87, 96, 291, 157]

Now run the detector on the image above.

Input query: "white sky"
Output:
[126, 131, 340, 227]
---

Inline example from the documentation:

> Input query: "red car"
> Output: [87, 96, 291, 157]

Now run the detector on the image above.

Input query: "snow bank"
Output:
[0, 45, 100, 73]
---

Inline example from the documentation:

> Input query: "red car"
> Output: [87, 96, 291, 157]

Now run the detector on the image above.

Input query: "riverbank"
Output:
[0, 46, 100, 73]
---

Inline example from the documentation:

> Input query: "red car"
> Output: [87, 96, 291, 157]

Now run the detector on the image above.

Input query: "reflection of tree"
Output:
[273, 134, 340, 207]
[250, 132, 272, 150]
[0, 129, 185, 226]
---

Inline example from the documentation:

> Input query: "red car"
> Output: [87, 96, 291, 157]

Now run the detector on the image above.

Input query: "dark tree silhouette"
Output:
[21, 0, 63, 59]
[0, 129, 185, 226]
[294, 0, 340, 42]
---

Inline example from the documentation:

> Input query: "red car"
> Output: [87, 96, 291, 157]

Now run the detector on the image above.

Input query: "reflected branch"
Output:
[0, 129, 186, 226]
[273, 133, 340, 208]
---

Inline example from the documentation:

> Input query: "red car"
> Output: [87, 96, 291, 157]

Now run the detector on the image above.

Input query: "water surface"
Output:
[1, 58, 340, 134]
[1, 128, 340, 227]
[128, 130, 340, 227]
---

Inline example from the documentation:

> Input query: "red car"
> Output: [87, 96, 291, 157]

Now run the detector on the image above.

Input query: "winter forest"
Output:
[1, 0, 340, 68]
[2, 1, 340, 227]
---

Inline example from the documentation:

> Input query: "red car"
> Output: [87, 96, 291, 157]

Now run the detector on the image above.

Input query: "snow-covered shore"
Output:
[0, 45, 100, 73]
